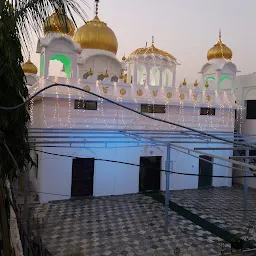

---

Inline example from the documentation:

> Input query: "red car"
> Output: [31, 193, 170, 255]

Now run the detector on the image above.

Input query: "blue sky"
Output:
[31, 0, 256, 83]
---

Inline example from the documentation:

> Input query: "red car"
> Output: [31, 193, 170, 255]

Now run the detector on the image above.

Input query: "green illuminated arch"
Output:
[50, 54, 71, 78]
[40, 55, 45, 76]
[204, 76, 215, 83]
[220, 75, 231, 84]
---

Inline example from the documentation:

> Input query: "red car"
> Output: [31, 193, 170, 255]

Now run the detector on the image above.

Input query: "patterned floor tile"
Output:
[30, 194, 229, 256]
[167, 185, 256, 244]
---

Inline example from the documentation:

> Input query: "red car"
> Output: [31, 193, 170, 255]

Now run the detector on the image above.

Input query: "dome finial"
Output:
[206, 29, 232, 61]
[152, 36, 154, 45]
[145, 42, 148, 48]
[95, 0, 100, 16]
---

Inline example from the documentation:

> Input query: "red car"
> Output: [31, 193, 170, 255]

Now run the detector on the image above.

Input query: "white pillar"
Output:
[71, 56, 78, 79]
[146, 65, 150, 85]
[216, 70, 221, 91]
[133, 62, 138, 85]
[127, 63, 131, 84]
[159, 68, 163, 87]
[172, 67, 176, 87]
[43, 51, 50, 78]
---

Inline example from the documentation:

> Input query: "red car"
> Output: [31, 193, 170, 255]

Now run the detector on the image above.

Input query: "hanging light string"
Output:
[218, 30, 230, 62]
[114, 83, 126, 128]
[29, 76, 236, 135]
[4, 83, 248, 148]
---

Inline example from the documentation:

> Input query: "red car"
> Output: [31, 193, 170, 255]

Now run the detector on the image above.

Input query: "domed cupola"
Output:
[43, 8, 76, 36]
[73, 15, 118, 54]
[207, 31, 232, 61]
[22, 58, 38, 74]
[129, 42, 176, 60]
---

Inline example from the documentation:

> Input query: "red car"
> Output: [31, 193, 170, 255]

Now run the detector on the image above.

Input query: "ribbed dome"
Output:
[22, 59, 38, 74]
[43, 8, 75, 36]
[73, 15, 118, 54]
[207, 33, 232, 61]
[129, 43, 176, 60]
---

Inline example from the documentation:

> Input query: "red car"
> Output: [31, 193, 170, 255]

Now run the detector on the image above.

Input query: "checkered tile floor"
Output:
[30, 194, 227, 256]
[168, 185, 256, 243]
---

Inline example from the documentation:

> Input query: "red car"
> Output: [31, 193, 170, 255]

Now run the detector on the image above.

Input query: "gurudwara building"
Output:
[22, 3, 241, 203]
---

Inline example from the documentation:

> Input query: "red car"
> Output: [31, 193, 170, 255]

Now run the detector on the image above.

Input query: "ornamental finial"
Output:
[95, 0, 99, 16]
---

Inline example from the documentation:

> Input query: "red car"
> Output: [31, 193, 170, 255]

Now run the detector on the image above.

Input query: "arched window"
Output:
[97, 74, 104, 81]
[162, 69, 172, 87]
[83, 72, 90, 79]
[49, 54, 72, 78]
[111, 75, 118, 82]
[150, 67, 160, 86]
[220, 75, 232, 90]
[137, 65, 147, 85]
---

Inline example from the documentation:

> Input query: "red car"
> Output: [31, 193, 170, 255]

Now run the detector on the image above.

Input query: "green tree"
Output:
[0, 1, 87, 255]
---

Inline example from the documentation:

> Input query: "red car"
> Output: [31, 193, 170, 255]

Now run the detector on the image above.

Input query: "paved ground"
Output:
[31, 194, 226, 256]
[169, 185, 256, 242]
[29, 185, 256, 256]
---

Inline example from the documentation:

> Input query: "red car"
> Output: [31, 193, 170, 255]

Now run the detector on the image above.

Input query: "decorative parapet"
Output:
[29, 76, 237, 108]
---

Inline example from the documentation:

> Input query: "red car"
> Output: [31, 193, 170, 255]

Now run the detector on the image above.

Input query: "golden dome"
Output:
[182, 79, 187, 86]
[122, 54, 126, 61]
[73, 15, 118, 54]
[43, 8, 75, 36]
[207, 32, 232, 61]
[194, 80, 198, 87]
[129, 43, 176, 60]
[119, 71, 124, 79]
[22, 59, 38, 74]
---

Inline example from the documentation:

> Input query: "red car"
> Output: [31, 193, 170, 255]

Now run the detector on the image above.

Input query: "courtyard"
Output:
[29, 186, 256, 256]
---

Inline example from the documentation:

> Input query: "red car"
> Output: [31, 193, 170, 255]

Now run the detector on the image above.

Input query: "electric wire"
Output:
[3, 140, 256, 216]
[34, 149, 255, 178]
[0, 83, 255, 150]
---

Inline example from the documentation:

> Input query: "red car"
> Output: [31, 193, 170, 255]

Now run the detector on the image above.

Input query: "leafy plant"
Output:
[0, 1, 87, 255]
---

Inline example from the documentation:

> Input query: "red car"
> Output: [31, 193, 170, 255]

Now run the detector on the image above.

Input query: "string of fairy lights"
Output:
[27, 76, 240, 130]
[27, 29, 239, 130]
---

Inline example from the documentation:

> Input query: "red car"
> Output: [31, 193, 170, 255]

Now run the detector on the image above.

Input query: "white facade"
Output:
[232, 73, 256, 188]
[24, 12, 239, 203]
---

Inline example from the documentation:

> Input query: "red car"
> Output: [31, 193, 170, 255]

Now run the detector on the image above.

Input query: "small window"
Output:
[74, 100, 97, 110]
[200, 107, 215, 115]
[249, 150, 256, 156]
[74, 99, 85, 109]
[85, 101, 97, 110]
[141, 104, 165, 113]
[246, 100, 256, 119]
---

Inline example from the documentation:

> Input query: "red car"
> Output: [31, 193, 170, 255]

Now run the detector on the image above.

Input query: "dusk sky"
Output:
[30, 0, 256, 83]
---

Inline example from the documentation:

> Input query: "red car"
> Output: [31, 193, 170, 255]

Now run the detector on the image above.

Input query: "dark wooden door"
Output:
[139, 156, 161, 192]
[71, 158, 94, 197]
[198, 155, 213, 188]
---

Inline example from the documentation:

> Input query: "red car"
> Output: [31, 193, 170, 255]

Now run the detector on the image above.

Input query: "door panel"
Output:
[71, 158, 94, 197]
[198, 155, 213, 188]
[139, 156, 161, 192]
